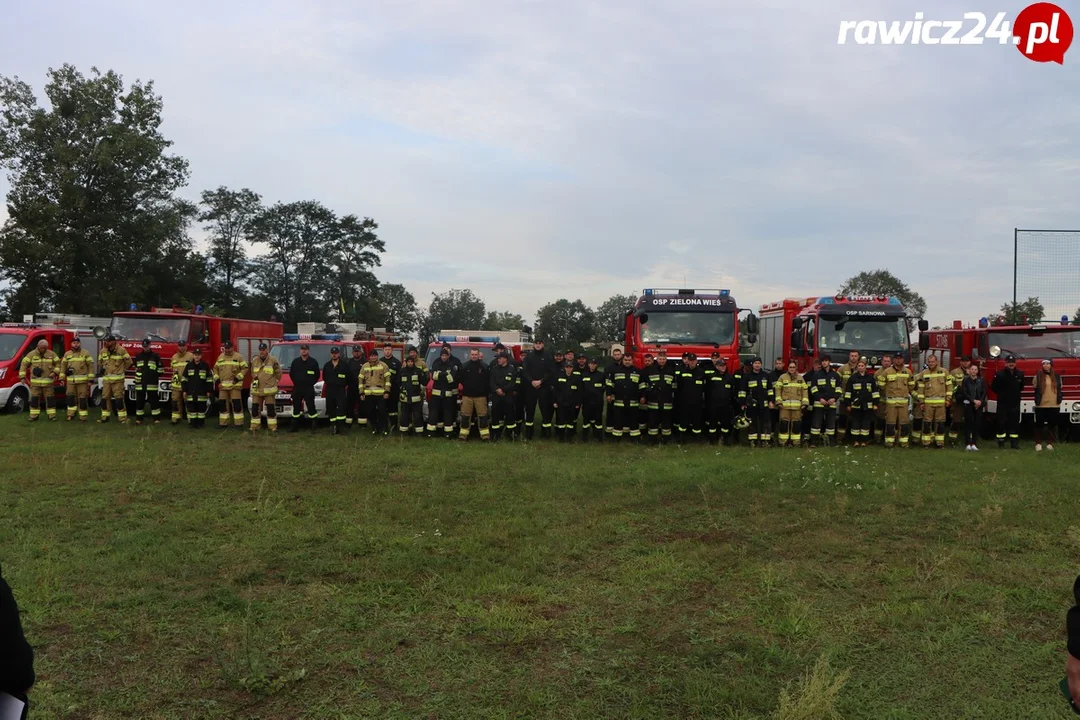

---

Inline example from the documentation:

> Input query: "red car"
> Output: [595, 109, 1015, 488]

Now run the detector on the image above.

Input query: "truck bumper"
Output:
[988, 399, 1080, 423]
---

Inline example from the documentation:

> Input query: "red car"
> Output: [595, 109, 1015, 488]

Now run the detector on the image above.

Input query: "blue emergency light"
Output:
[720, 289, 730, 297]
[282, 334, 300, 341]
[129, 303, 137, 310]
[1063, 315, 1070, 325]
[817, 296, 835, 304]
[195, 305, 203, 314]
[644, 289, 654, 296]
[888, 297, 902, 305]
[979, 317, 989, 328]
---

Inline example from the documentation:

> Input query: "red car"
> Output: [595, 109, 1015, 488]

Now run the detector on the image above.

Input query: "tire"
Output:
[90, 387, 102, 408]
[4, 387, 29, 414]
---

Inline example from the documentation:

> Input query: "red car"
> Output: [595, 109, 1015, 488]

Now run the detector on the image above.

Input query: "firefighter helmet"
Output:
[734, 414, 751, 430]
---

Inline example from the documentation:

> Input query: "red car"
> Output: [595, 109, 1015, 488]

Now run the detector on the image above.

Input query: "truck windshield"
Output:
[640, 312, 736, 345]
[987, 329, 1080, 359]
[817, 316, 908, 352]
[111, 316, 191, 343]
[0, 334, 25, 361]
[425, 346, 496, 367]
[275, 345, 337, 369]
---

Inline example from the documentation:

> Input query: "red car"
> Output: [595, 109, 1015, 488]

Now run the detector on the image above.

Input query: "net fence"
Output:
[1014, 229, 1080, 324]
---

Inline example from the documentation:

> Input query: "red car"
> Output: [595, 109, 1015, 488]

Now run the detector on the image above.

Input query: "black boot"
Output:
[998, 439, 1005, 449]
[1011, 440, 1020, 450]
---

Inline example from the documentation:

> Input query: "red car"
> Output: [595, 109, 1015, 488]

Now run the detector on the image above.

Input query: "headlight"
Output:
[314, 381, 324, 392]
[1072, 401, 1080, 412]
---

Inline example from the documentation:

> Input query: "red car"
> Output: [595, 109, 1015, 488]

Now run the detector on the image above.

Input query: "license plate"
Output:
[275, 405, 287, 415]
[276, 393, 290, 401]
[1071, 412, 1080, 424]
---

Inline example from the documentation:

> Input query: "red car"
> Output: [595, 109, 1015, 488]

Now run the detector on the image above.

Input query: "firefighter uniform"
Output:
[249, 350, 283, 432]
[21, 346, 60, 421]
[361, 358, 392, 435]
[739, 366, 773, 445]
[428, 350, 459, 438]
[132, 343, 164, 424]
[381, 349, 402, 429]
[489, 357, 517, 441]
[322, 354, 350, 432]
[169, 347, 195, 424]
[809, 365, 843, 445]
[181, 353, 212, 427]
[913, 363, 953, 447]
[522, 346, 555, 439]
[289, 353, 321, 431]
[553, 366, 581, 442]
[774, 370, 809, 446]
[991, 361, 1024, 449]
[580, 362, 606, 442]
[458, 356, 490, 441]
[60, 345, 95, 421]
[836, 358, 860, 441]
[877, 360, 913, 447]
[705, 362, 739, 445]
[675, 362, 707, 441]
[213, 346, 248, 427]
[97, 340, 132, 423]
[843, 371, 879, 443]
[346, 349, 367, 426]
[605, 361, 642, 441]
[641, 360, 677, 443]
[398, 361, 428, 434]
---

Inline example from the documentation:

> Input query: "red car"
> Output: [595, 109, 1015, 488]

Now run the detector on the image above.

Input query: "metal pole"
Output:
[1013, 227, 1018, 309]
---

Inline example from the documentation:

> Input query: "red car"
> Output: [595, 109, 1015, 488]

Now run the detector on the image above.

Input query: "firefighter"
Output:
[602, 347, 625, 438]
[605, 353, 642, 442]
[380, 343, 402, 430]
[774, 360, 808, 447]
[289, 344, 320, 433]
[132, 338, 163, 425]
[458, 348, 490, 441]
[212, 340, 248, 428]
[878, 351, 913, 447]
[767, 357, 785, 436]
[836, 349, 861, 442]
[181, 348, 212, 428]
[361, 348, 392, 435]
[322, 347, 349, 434]
[948, 355, 972, 445]
[407, 345, 426, 371]
[580, 357, 605, 442]
[705, 357, 738, 445]
[169, 339, 194, 425]
[809, 358, 843, 447]
[59, 337, 95, 422]
[913, 353, 952, 448]
[553, 361, 581, 442]
[96, 335, 132, 423]
[346, 345, 367, 428]
[739, 357, 774, 447]
[991, 354, 1024, 449]
[249, 342, 283, 433]
[20, 339, 60, 421]
[522, 339, 555, 440]
[843, 360, 878, 447]
[398, 355, 428, 435]
[428, 345, 459, 438]
[675, 353, 706, 442]
[489, 351, 518, 441]
[641, 349, 677, 444]
[573, 353, 588, 384]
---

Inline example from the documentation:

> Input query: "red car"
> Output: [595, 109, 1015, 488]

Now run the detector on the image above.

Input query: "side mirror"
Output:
[522, 325, 533, 334]
[988, 345, 1001, 359]
[746, 333, 758, 346]
[918, 335, 930, 352]
[791, 317, 804, 331]
[93, 326, 107, 339]
[790, 330, 803, 352]
[745, 313, 759, 334]
[638, 313, 649, 324]
[918, 319, 929, 332]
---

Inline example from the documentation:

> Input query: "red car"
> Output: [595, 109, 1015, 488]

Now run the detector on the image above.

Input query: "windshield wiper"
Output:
[1044, 345, 1080, 359]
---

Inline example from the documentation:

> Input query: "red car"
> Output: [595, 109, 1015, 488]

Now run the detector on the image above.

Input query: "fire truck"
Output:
[263, 328, 407, 419]
[622, 289, 756, 369]
[0, 313, 110, 413]
[922, 317, 1080, 432]
[758, 294, 927, 374]
[103, 306, 283, 406]
[423, 330, 531, 368]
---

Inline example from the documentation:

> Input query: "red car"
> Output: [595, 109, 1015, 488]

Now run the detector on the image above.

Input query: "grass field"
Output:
[1, 415, 1078, 719]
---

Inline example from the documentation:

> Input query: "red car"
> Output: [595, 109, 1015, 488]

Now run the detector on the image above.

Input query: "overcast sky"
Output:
[2, 0, 1079, 327]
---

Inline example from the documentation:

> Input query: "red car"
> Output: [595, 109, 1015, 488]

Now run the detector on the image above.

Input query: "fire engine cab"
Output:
[623, 289, 755, 369]
[758, 295, 926, 374]
[922, 317, 1080, 428]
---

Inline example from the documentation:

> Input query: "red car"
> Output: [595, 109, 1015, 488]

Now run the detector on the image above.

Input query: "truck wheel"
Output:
[90, 387, 102, 408]
[4, 387, 29, 414]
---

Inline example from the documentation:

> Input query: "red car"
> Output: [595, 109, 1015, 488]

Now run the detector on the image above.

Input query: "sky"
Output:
[2, 0, 1079, 328]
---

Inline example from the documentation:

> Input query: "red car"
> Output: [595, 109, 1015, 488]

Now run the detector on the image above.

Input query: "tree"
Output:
[374, 283, 419, 336]
[1072, 307, 1080, 325]
[592, 293, 637, 342]
[0, 65, 190, 316]
[838, 270, 927, 326]
[416, 289, 486, 350]
[534, 299, 595, 349]
[481, 310, 525, 331]
[198, 186, 262, 312]
[323, 214, 384, 323]
[990, 297, 1045, 326]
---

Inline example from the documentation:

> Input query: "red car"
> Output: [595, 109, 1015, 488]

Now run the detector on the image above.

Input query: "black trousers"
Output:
[646, 406, 673, 440]
[677, 404, 704, 440]
[581, 399, 604, 438]
[707, 404, 734, 443]
[523, 385, 553, 437]
[963, 404, 983, 445]
[811, 405, 838, 440]
[491, 394, 516, 437]
[848, 408, 874, 439]
[134, 386, 160, 421]
[400, 400, 424, 432]
[365, 394, 386, 433]
[427, 392, 457, 435]
[996, 404, 1020, 444]
[347, 387, 362, 422]
[325, 388, 348, 424]
[292, 387, 318, 422]
[747, 405, 772, 442]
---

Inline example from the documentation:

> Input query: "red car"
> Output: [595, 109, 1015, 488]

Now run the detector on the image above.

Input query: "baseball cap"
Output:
[352, 345, 363, 352]
[142, 338, 151, 347]
[1005, 354, 1016, 362]
[717, 357, 727, 365]
[223, 340, 233, 348]
[300, 343, 310, 349]
[258, 342, 268, 350]
[192, 347, 202, 355]
[588, 357, 598, 364]
[711, 351, 720, 358]
[687, 353, 697, 361]
[330, 346, 341, 354]
[177, 338, 187, 346]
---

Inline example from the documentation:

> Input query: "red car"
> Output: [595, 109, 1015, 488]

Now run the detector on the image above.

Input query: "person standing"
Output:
[878, 352, 913, 448]
[580, 357, 606, 442]
[705, 357, 738, 446]
[0, 560, 35, 716]
[955, 362, 987, 451]
[97, 334, 132, 424]
[489, 351, 518, 441]
[1034, 359, 1063, 451]
[913, 353, 953, 449]
[19, 339, 60, 422]
[836, 349, 861, 443]
[59, 337, 95, 422]
[346, 345, 367, 428]
[427, 345, 459, 439]
[407, 345, 427, 372]
[181, 348, 212, 428]
[288, 344, 320, 433]
[767, 357, 786, 439]
[606, 353, 641, 442]
[522, 339, 554, 440]
[603, 347, 625, 439]
[359, 349, 391, 435]
[809, 358, 843, 447]
[397, 355, 428, 435]
[675, 353, 706, 443]
[641, 350, 677, 444]
[553, 362, 581, 443]
[249, 342, 283, 433]
[457, 348, 490, 441]
[322, 347, 350, 434]
[381, 343, 402, 431]
[213, 340, 248, 429]
[739, 357, 774, 447]
[774, 360, 809, 447]
[132, 339, 164, 425]
[948, 355, 972, 445]
[843, 360, 878, 447]
[991, 354, 1024, 450]
[168, 339, 194, 425]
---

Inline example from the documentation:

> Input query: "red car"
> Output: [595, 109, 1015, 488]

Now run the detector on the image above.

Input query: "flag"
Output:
[340, 297, 346, 315]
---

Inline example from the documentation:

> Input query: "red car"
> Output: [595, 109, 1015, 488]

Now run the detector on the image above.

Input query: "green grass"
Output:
[1, 414, 1078, 719]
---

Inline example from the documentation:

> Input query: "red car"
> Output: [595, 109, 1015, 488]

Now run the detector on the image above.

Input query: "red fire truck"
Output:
[103, 307, 283, 405]
[757, 294, 927, 374]
[922, 318, 1080, 432]
[622, 289, 755, 369]
[0, 321, 105, 413]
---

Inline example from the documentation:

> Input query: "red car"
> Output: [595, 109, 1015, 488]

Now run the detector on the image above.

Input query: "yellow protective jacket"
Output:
[21, 349, 60, 386]
[837, 360, 859, 389]
[170, 351, 195, 389]
[98, 345, 132, 383]
[213, 350, 248, 390]
[360, 361, 391, 396]
[60, 349, 95, 384]
[250, 354, 282, 395]
[774, 371, 809, 409]
[914, 366, 953, 406]
[877, 364, 913, 405]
